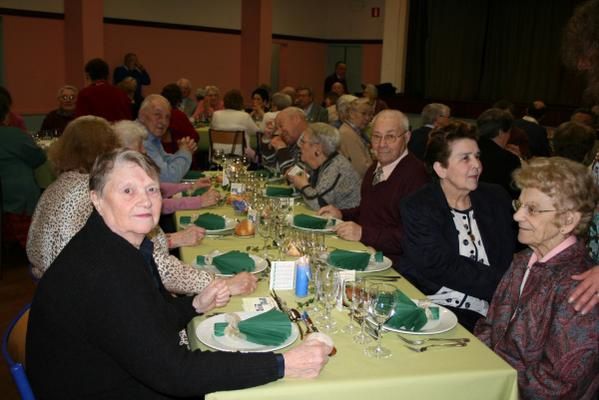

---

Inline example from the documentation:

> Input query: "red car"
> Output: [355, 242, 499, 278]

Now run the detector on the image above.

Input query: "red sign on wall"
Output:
[371, 7, 380, 18]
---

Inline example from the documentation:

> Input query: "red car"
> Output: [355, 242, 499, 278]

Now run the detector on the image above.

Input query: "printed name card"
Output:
[269, 261, 296, 290]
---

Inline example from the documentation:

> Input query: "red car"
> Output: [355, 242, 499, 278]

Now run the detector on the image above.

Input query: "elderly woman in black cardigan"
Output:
[399, 121, 517, 331]
[27, 149, 331, 398]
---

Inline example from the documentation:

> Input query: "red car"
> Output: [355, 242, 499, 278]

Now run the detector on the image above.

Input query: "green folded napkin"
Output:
[214, 309, 292, 346]
[293, 214, 332, 229]
[194, 213, 226, 230]
[180, 216, 192, 225]
[181, 187, 208, 197]
[266, 186, 294, 197]
[183, 170, 205, 179]
[197, 251, 255, 274]
[386, 290, 439, 332]
[328, 249, 371, 271]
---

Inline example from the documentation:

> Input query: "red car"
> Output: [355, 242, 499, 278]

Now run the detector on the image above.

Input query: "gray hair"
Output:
[113, 120, 148, 150]
[421, 103, 450, 125]
[139, 94, 171, 114]
[57, 85, 78, 97]
[308, 122, 340, 156]
[90, 148, 160, 196]
[204, 85, 220, 96]
[337, 94, 358, 121]
[372, 109, 410, 133]
[279, 106, 307, 122]
[271, 92, 293, 110]
[363, 84, 378, 98]
[176, 78, 191, 89]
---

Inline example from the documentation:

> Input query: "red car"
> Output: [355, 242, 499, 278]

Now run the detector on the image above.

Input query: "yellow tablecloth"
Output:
[175, 202, 518, 400]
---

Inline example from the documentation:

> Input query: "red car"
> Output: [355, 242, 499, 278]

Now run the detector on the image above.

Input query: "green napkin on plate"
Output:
[293, 214, 331, 229]
[181, 187, 208, 197]
[214, 309, 292, 346]
[179, 216, 192, 225]
[328, 249, 371, 271]
[194, 213, 226, 230]
[197, 251, 255, 274]
[183, 170, 205, 179]
[266, 186, 294, 197]
[386, 290, 439, 332]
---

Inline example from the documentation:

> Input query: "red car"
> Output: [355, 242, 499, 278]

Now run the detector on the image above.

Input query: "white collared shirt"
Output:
[522, 115, 539, 125]
[376, 149, 408, 182]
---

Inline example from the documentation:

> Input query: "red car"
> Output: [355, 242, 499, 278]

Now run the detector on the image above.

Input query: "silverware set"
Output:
[397, 334, 469, 352]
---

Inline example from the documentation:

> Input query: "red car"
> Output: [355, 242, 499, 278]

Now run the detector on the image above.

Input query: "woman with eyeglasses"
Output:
[474, 157, 598, 399]
[399, 121, 517, 331]
[287, 123, 361, 210]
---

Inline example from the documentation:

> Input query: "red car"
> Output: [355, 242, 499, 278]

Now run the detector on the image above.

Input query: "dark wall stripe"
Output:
[0, 7, 382, 44]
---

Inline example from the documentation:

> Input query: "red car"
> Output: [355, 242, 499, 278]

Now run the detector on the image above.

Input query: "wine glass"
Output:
[258, 215, 272, 259]
[213, 149, 225, 170]
[353, 281, 374, 344]
[317, 267, 340, 334]
[365, 284, 397, 359]
[341, 279, 363, 334]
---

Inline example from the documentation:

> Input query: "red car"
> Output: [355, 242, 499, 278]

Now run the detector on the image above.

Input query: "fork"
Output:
[397, 335, 470, 346]
[404, 342, 467, 352]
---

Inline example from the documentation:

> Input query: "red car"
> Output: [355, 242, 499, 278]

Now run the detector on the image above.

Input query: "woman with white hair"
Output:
[288, 123, 361, 210]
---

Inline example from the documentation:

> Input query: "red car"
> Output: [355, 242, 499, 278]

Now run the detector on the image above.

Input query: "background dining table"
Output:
[175, 194, 518, 400]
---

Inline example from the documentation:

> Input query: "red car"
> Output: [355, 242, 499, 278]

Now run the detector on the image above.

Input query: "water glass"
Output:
[365, 284, 397, 359]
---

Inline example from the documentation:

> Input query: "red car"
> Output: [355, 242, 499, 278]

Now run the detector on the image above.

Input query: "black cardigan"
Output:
[398, 181, 517, 303]
[27, 210, 280, 399]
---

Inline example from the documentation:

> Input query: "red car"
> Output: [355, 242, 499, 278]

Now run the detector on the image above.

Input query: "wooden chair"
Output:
[2, 304, 35, 399]
[208, 129, 246, 165]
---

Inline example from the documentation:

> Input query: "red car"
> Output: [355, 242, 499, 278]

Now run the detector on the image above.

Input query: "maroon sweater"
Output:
[342, 153, 429, 266]
[75, 80, 132, 122]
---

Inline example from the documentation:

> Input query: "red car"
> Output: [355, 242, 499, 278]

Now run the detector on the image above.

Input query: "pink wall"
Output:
[275, 39, 327, 103]
[362, 44, 382, 86]
[104, 24, 241, 100]
[3, 16, 66, 114]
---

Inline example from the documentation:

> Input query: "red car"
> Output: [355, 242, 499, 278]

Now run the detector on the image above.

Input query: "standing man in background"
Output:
[324, 61, 348, 95]
[113, 53, 151, 104]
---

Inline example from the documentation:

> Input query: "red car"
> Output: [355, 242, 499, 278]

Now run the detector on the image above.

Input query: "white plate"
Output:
[196, 311, 299, 352]
[195, 253, 268, 277]
[382, 300, 458, 335]
[323, 251, 392, 273]
[291, 217, 340, 233]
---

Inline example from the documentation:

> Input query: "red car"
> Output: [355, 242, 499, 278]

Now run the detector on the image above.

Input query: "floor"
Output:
[0, 244, 37, 399]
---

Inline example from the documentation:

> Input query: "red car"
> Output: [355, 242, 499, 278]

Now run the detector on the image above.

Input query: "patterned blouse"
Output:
[474, 241, 598, 399]
[26, 171, 213, 294]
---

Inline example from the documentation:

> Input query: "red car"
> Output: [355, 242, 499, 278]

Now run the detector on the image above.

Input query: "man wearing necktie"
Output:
[318, 110, 429, 269]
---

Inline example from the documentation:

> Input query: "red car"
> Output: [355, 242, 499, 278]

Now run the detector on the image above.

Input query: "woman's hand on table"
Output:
[283, 338, 332, 378]
[569, 265, 599, 314]
[200, 188, 221, 207]
[167, 226, 205, 248]
[192, 279, 231, 314]
[193, 177, 212, 190]
[332, 221, 362, 241]
[318, 205, 342, 219]
[225, 272, 258, 296]
[287, 173, 309, 189]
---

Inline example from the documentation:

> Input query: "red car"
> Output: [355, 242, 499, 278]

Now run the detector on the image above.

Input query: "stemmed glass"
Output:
[365, 284, 397, 359]
[258, 215, 272, 259]
[353, 281, 374, 344]
[341, 279, 363, 334]
[317, 267, 340, 334]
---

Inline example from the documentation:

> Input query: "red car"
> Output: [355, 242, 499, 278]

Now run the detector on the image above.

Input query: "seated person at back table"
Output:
[40, 85, 78, 134]
[260, 107, 308, 174]
[319, 109, 429, 268]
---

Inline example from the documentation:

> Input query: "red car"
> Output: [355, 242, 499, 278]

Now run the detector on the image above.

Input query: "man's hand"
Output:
[318, 205, 342, 219]
[193, 177, 212, 190]
[192, 279, 230, 314]
[178, 137, 198, 153]
[166, 226, 205, 248]
[270, 136, 287, 151]
[199, 188, 221, 208]
[333, 221, 362, 241]
[225, 272, 258, 296]
[283, 337, 332, 378]
[569, 266, 599, 315]
[287, 173, 309, 189]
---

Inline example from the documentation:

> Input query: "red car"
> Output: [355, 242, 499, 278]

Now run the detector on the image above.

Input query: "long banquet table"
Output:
[175, 200, 518, 400]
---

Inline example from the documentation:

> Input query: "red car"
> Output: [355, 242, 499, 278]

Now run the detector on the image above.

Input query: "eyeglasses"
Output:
[512, 199, 559, 216]
[371, 131, 408, 144]
[60, 95, 76, 101]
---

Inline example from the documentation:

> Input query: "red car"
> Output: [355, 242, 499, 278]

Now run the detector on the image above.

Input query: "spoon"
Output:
[288, 308, 304, 339]
[397, 335, 470, 346]
[404, 342, 467, 352]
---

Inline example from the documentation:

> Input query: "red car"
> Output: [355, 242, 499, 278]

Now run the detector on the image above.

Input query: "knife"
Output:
[302, 311, 337, 356]
[271, 290, 304, 340]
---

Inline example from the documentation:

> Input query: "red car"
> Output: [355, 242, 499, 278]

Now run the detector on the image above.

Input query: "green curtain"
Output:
[405, 0, 587, 105]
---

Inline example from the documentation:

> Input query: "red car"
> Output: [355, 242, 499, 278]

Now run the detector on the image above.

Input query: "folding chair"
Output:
[2, 304, 35, 399]
[208, 129, 246, 166]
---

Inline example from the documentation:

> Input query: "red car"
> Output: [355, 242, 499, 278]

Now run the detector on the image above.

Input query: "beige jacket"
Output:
[338, 122, 373, 178]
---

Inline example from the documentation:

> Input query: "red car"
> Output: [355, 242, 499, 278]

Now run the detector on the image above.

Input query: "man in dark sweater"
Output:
[319, 110, 429, 267]
[40, 85, 77, 134]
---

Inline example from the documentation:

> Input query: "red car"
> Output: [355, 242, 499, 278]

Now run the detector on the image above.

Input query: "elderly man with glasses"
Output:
[40, 85, 78, 134]
[319, 109, 429, 267]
